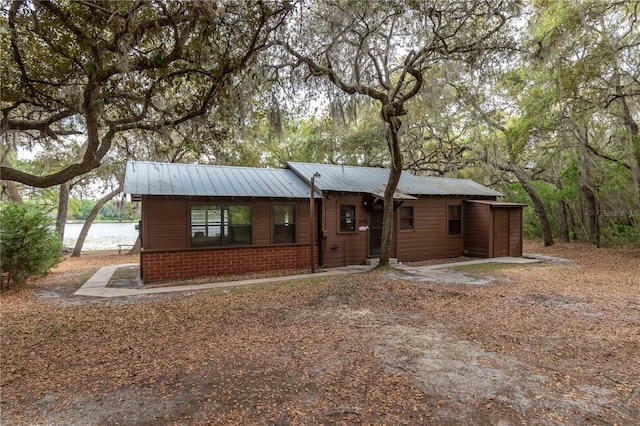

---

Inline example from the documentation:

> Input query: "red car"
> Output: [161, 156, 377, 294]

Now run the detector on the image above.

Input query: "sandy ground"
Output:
[1, 242, 638, 425]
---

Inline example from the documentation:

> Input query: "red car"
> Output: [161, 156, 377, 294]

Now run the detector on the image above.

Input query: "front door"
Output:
[369, 208, 383, 256]
[494, 208, 509, 257]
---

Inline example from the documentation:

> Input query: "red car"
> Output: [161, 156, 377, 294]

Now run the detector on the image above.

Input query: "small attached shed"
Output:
[463, 200, 527, 258]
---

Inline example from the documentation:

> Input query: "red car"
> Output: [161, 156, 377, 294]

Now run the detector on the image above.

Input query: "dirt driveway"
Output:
[1, 242, 638, 425]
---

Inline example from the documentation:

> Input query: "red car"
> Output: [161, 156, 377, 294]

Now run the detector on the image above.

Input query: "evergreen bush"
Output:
[0, 203, 62, 289]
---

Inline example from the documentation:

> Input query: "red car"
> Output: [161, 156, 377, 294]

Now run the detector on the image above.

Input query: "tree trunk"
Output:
[579, 179, 599, 247]
[55, 181, 71, 241]
[1, 157, 23, 204]
[378, 114, 404, 268]
[555, 180, 570, 243]
[511, 167, 554, 246]
[71, 185, 123, 257]
[127, 236, 141, 254]
[576, 127, 600, 247]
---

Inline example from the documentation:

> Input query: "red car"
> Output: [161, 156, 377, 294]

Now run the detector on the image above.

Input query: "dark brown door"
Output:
[493, 209, 509, 257]
[369, 208, 383, 256]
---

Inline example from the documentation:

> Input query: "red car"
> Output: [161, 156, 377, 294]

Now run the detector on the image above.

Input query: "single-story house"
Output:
[124, 161, 525, 282]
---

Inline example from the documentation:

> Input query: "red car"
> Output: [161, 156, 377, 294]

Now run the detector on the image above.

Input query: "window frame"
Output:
[447, 203, 462, 237]
[338, 204, 357, 233]
[399, 205, 415, 231]
[272, 204, 296, 244]
[189, 204, 252, 247]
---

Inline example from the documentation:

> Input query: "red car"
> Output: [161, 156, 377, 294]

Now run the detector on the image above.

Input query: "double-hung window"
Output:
[191, 205, 252, 247]
[447, 204, 462, 236]
[400, 206, 414, 230]
[273, 205, 296, 244]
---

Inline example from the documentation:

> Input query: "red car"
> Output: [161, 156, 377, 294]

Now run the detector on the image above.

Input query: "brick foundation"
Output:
[141, 244, 316, 282]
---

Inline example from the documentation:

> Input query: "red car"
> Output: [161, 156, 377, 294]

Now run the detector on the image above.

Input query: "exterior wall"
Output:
[321, 193, 370, 267]
[463, 201, 491, 257]
[397, 196, 468, 262]
[141, 195, 314, 281]
[142, 196, 188, 250]
[139, 193, 517, 279]
[142, 195, 312, 251]
[142, 244, 314, 282]
[320, 194, 499, 266]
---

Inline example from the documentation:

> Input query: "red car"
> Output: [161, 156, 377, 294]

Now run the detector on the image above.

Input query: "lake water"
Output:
[63, 222, 139, 251]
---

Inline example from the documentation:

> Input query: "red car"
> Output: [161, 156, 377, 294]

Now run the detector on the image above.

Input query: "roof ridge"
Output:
[128, 161, 286, 172]
[287, 161, 388, 171]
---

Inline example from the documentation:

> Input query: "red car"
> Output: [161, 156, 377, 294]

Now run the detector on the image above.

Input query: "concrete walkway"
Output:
[74, 264, 373, 298]
[74, 256, 540, 298]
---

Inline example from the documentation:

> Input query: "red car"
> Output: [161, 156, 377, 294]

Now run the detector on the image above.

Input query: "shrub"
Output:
[0, 203, 62, 289]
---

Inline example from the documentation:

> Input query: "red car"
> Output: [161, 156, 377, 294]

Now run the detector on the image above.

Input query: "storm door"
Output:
[369, 207, 384, 256]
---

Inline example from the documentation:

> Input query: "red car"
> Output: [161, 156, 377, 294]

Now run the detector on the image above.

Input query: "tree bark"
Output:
[55, 181, 71, 241]
[514, 169, 554, 246]
[576, 125, 601, 247]
[378, 113, 404, 267]
[71, 185, 123, 257]
[484, 148, 555, 247]
[1, 180, 23, 203]
[1, 157, 23, 204]
[127, 236, 141, 254]
[555, 180, 570, 243]
[579, 177, 599, 247]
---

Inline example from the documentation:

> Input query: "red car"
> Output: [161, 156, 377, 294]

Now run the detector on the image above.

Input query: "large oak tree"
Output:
[1, 0, 291, 187]
[274, 0, 520, 266]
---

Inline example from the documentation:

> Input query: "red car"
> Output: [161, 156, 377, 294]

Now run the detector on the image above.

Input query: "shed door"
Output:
[493, 209, 509, 257]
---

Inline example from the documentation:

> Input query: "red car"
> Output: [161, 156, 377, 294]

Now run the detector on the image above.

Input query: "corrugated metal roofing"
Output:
[287, 162, 503, 197]
[124, 161, 319, 199]
[124, 161, 503, 199]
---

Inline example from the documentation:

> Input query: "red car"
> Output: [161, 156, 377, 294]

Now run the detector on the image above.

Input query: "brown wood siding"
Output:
[396, 197, 467, 262]
[143, 196, 188, 250]
[142, 196, 312, 252]
[252, 202, 271, 246]
[463, 202, 491, 257]
[322, 194, 368, 267]
[509, 207, 523, 257]
[295, 199, 312, 245]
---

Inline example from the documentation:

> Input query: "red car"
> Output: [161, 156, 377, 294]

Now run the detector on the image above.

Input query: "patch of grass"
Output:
[110, 266, 139, 280]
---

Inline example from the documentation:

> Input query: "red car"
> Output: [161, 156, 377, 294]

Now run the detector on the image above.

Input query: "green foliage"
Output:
[67, 198, 95, 221]
[0, 203, 62, 289]
[64, 198, 139, 222]
[601, 220, 640, 248]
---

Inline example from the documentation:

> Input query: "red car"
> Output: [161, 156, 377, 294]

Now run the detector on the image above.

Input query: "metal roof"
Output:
[124, 161, 503, 199]
[124, 161, 318, 199]
[286, 162, 503, 197]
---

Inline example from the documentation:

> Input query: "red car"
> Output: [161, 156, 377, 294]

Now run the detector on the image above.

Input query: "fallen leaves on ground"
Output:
[1, 242, 638, 425]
